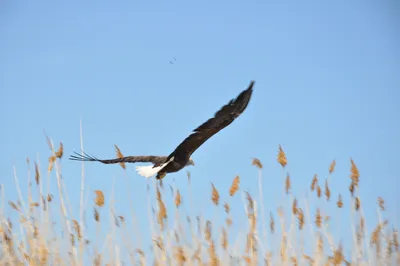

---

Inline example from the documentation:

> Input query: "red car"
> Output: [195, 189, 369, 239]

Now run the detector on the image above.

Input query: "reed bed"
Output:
[0, 134, 398, 266]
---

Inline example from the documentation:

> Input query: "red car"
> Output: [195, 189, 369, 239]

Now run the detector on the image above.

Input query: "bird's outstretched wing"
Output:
[69, 151, 168, 166]
[166, 80, 255, 161]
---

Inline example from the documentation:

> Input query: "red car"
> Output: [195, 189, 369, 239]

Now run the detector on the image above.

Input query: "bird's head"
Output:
[187, 157, 195, 166]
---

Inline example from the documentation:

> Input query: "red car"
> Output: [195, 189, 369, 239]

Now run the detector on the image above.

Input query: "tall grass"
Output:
[0, 134, 398, 266]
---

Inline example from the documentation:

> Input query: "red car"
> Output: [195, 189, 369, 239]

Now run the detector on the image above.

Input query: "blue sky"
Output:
[1, 0, 399, 260]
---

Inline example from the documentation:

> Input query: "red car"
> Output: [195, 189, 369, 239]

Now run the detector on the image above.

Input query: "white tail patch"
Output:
[135, 165, 163, 178]
[135, 156, 174, 178]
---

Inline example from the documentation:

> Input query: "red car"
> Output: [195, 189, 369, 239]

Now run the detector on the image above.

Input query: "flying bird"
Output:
[69, 80, 255, 179]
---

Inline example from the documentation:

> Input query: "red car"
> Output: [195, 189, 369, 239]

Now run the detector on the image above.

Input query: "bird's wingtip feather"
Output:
[69, 150, 99, 162]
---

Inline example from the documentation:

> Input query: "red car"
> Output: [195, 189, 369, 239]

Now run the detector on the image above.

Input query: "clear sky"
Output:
[1, 0, 399, 261]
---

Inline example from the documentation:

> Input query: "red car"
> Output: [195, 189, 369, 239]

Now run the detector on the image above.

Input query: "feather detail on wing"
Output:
[69, 151, 167, 166]
[165, 80, 254, 162]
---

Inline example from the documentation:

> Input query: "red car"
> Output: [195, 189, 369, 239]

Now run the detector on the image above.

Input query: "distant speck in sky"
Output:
[169, 57, 177, 64]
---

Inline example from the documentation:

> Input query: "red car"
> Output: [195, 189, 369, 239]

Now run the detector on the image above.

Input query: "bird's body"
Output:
[70, 80, 255, 179]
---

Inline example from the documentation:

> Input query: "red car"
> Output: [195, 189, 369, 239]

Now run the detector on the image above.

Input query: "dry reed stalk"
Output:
[8, 201, 21, 213]
[371, 220, 389, 255]
[120, 155, 143, 255]
[331, 242, 344, 265]
[72, 220, 82, 240]
[226, 218, 233, 228]
[208, 240, 218, 266]
[43, 150, 53, 254]
[252, 158, 268, 255]
[211, 183, 219, 206]
[280, 235, 288, 263]
[34, 162, 40, 186]
[377, 197, 385, 211]
[94, 190, 105, 207]
[315, 208, 322, 228]
[297, 208, 304, 230]
[349, 181, 355, 197]
[109, 176, 119, 265]
[55, 142, 64, 159]
[156, 186, 167, 231]
[224, 202, 230, 214]
[311, 174, 318, 191]
[174, 246, 186, 266]
[229, 176, 240, 197]
[290, 256, 298, 266]
[221, 228, 228, 250]
[317, 185, 322, 198]
[78, 120, 86, 264]
[292, 198, 298, 215]
[114, 144, 126, 170]
[94, 207, 100, 222]
[245, 192, 254, 214]
[46, 135, 77, 261]
[13, 167, 28, 219]
[47, 194, 53, 202]
[146, 183, 158, 263]
[277, 145, 287, 168]
[48, 155, 56, 172]
[350, 158, 360, 187]
[317, 232, 324, 258]
[185, 170, 198, 256]
[205, 220, 212, 242]
[26, 158, 33, 217]
[30, 202, 39, 207]
[175, 189, 181, 208]
[355, 197, 361, 211]
[329, 160, 336, 174]
[393, 229, 399, 251]
[252, 158, 263, 169]
[337, 194, 343, 208]
[325, 179, 331, 201]
[285, 173, 291, 194]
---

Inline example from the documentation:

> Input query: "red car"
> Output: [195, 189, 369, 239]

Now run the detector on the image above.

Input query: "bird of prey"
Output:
[69, 80, 255, 179]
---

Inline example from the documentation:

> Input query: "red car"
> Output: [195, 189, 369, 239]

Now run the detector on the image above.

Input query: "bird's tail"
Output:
[135, 165, 163, 178]
[135, 156, 174, 178]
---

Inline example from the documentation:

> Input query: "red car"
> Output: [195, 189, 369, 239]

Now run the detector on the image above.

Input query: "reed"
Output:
[0, 135, 398, 266]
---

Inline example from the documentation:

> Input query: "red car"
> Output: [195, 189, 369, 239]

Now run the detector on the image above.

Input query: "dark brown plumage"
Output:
[69, 80, 255, 179]
[69, 152, 168, 166]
